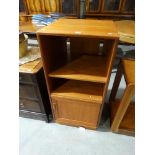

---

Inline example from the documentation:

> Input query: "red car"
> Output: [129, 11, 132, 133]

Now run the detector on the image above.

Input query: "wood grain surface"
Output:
[51, 80, 104, 103]
[37, 19, 119, 38]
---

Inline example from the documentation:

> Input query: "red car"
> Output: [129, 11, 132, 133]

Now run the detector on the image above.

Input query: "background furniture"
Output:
[114, 20, 135, 44]
[109, 58, 135, 136]
[19, 0, 134, 20]
[19, 0, 80, 21]
[86, 0, 134, 19]
[37, 19, 119, 129]
[19, 57, 52, 122]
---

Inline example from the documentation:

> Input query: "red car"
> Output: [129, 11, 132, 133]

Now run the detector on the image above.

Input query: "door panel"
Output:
[122, 0, 135, 12]
[52, 97, 101, 127]
[103, 0, 121, 12]
[61, 0, 78, 15]
[87, 0, 100, 12]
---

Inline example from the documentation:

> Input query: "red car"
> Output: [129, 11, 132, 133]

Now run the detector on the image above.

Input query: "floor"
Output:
[19, 72, 135, 155]
[20, 118, 134, 155]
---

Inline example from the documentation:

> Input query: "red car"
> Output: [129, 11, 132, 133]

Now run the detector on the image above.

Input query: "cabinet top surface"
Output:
[19, 59, 42, 74]
[37, 19, 119, 38]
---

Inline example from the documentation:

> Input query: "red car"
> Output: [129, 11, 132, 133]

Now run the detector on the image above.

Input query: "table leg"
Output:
[111, 84, 135, 131]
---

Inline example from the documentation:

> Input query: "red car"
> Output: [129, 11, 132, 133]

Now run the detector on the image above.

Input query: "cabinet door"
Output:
[52, 97, 101, 129]
[60, 0, 78, 15]
[86, 0, 101, 13]
[121, 0, 135, 13]
[102, 0, 121, 12]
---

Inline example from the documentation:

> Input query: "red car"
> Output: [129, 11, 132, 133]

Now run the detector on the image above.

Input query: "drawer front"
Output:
[19, 84, 38, 99]
[19, 98, 41, 112]
[19, 73, 34, 83]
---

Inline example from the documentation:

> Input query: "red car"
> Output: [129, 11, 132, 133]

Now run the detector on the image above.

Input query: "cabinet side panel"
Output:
[37, 35, 68, 119]
[37, 35, 67, 91]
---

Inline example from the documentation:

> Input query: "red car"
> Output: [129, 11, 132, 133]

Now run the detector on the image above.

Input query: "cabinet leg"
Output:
[109, 61, 123, 103]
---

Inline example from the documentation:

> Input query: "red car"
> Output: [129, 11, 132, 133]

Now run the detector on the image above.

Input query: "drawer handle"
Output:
[53, 102, 58, 118]
[19, 76, 22, 80]
[20, 102, 24, 107]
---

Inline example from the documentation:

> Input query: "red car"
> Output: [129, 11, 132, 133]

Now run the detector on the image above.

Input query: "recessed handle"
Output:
[53, 102, 58, 118]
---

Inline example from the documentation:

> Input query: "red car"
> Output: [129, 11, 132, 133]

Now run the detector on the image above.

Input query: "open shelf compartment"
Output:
[51, 80, 104, 104]
[49, 55, 108, 83]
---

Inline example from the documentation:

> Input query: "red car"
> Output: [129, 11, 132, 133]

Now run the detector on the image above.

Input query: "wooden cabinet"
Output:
[86, 0, 101, 13]
[61, 0, 79, 15]
[23, 0, 60, 14]
[86, 0, 135, 19]
[102, 0, 121, 12]
[20, 0, 135, 20]
[37, 19, 119, 129]
[21, 0, 79, 17]
[121, 0, 135, 13]
[19, 59, 52, 122]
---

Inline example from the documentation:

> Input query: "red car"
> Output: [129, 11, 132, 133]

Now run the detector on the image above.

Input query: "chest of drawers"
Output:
[19, 59, 52, 122]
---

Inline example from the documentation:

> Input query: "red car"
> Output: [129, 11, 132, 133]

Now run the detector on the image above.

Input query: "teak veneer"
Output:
[51, 80, 104, 103]
[37, 19, 119, 129]
[37, 19, 118, 38]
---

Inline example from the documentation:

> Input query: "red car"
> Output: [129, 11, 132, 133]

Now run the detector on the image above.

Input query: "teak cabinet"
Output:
[37, 19, 119, 129]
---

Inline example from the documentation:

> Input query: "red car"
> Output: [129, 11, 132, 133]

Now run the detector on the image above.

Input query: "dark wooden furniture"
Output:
[109, 58, 135, 136]
[19, 0, 134, 21]
[19, 57, 52, 122]
[86, 0, 135, 19]
[37, 19, 119, 129]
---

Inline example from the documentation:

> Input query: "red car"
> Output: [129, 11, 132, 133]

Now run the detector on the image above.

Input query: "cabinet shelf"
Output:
[49, 55, 108, 83]
[51, 80, 104, 104]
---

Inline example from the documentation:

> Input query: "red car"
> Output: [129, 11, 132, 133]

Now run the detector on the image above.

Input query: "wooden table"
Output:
[19, 22, 39, 33]
[109, 58, 135, 136]
[114, 20, 135, 44]
[19, 59, 42, 73]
